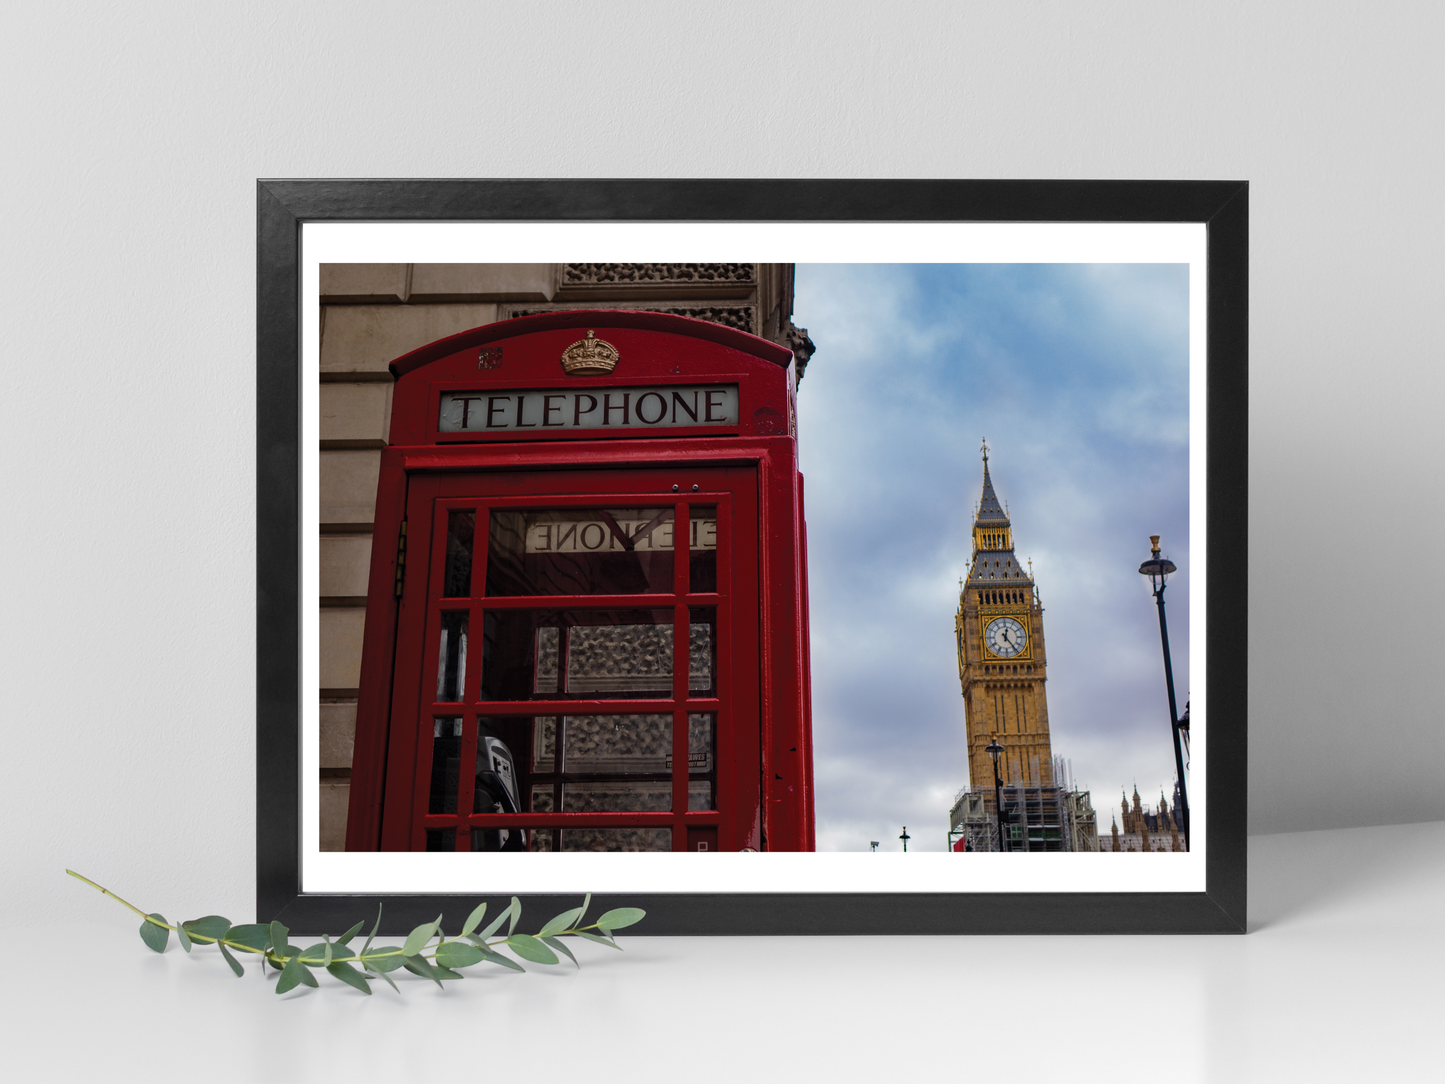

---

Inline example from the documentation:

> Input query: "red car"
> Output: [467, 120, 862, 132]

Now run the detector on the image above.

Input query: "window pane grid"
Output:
[421, 495, 729, 852]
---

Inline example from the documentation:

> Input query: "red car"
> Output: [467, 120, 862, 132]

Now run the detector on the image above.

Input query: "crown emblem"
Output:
[560, 331, 620, 376]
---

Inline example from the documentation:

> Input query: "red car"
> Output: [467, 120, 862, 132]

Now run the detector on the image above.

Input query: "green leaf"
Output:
[361, 903, 383, 958]
[326, 961, 371, 994]
[176, 922, 192, 953]
[297, 944, 331, 967]
[577, 892, 591, 927]
[323, 938, 333, 968]
[276, 954, 317, 994]
[402, 955, 447, 989]
[226, 924, 270, 952]
[539, 907, 583, 937]
[361, 952, 407, 973]
[335, 919, 366, 947]
[506, 934, 558, 965]
[507, 897, 522, 936]
[574, 930, 621, 950]
[435, 941, 484, 969]
[541, 935, 578, 968]
[468, 942, 525, 972]
[461, 901, 488, 937]
[365, 967, 400, 994]
[182, 916, 230, 942]
[138, 914, 169, 954]
[269, 921, 290, 958]
[401, 916, 441, 958]
[477, 903, 512, 940]
[219, 942, 244, 978]
[596, 907, 646, 931]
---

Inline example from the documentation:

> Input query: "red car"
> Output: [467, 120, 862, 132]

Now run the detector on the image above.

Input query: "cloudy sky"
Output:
[793, 264, 1191, 852]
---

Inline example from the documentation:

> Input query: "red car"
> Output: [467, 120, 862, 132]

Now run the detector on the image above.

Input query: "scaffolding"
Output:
[948, 781, 1098, 852]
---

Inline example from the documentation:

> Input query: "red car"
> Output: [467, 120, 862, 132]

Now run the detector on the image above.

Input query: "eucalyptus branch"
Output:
[68, 869, 644, 996]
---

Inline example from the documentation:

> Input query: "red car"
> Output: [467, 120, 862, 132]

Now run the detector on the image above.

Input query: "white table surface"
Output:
[6, 821, 1440, 1083]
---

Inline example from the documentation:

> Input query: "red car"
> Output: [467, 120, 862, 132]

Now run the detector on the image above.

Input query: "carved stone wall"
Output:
[505, 302, 758, 335]
[563, 263, 755, 286]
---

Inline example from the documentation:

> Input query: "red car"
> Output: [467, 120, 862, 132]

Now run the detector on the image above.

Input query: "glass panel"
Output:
[530, 784, 554, 812]
[686, 713, 715, 810]
[436, 611, 468, 702]
[532, 716, 556, 771]
[568, 620, 674, 695]
[688, 505, 718, 593]
[482, 609, 680, 701]
[428, 717, 463, 814]
[529, 829, 557, 852]
[562, 714, 672, 774]
[486, 508, 678, 595]
[688, 609, 715, 695]
[443, 510, 475, 597]
[533, 626, 559, 694]
[425, 829, 456, 851]
[562, 780, 671, 813]
[560, 828, 671, 852]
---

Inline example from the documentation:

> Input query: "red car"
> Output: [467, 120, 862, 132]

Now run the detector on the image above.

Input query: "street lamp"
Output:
[985, 737, 1008, 852]
[899, 827, 911, 852]
[1138, 535, 1189, 850]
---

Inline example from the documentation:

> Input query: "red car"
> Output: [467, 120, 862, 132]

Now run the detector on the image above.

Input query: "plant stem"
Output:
[67, 869, 168, 927]
[72, 869, 614, 972]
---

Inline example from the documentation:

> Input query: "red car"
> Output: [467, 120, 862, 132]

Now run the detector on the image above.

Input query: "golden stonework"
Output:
[560, 330, 620, 376]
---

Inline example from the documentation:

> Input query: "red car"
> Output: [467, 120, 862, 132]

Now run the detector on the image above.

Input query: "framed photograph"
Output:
[259, 179, 1247, 934]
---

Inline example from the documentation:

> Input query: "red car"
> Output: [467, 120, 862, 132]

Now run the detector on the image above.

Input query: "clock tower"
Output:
[955, 441, 1055, 789]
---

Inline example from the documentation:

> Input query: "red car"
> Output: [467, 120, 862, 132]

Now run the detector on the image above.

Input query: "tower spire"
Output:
[975, 439, 1007, 527]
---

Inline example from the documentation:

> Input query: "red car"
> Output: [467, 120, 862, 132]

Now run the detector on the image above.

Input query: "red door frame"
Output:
[378, 466, 758, 852]
[344, 312, 814, 852]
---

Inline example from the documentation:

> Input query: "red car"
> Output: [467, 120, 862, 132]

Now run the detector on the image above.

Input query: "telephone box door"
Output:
[377, 465, 760, 853]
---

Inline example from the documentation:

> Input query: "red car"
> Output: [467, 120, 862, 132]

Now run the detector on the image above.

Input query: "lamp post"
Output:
[1138, 535, 1189, 850]
[899, 827, 911, 852]
[985, 738, 1008, 852]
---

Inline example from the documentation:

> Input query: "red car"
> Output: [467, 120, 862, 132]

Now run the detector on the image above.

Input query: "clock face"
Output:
[984, 616, 1027, 659]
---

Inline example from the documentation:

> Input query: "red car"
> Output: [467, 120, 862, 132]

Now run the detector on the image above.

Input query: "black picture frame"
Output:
[259, 179, 1247, 935]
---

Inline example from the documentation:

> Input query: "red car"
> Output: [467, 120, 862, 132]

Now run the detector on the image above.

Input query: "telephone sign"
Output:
[345, 311, 815, 853]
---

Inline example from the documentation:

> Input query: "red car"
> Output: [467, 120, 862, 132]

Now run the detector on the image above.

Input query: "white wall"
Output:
[3, 1, 1440, 924]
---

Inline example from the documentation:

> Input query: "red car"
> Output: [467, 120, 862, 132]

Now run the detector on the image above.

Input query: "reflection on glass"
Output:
[436, 611, 468, 702]
[532, 716, 556, 772]
[443, 510, 475, 597]
[488, 507, 716, 596]
[687, 713, 715, 772]
[428, 717, 463, 814]
[485, 610, 665, 700]
[561, 828, 671, 852]
[688, 506, 718, 593]
[425, 828, 456, 851]
[567, 623, 673, 693]
[688, 610, 715, 694]
[687, 713, 715, 810]
[563, 714, 672, 774]
[534, 627, 559, 693]
[482, 610, 712, 700]
[562, 781, 670, 813]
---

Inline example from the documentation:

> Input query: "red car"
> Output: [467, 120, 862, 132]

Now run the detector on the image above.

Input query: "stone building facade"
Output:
[1099, 786, 1185, 852]
[318, 263, 813, 850]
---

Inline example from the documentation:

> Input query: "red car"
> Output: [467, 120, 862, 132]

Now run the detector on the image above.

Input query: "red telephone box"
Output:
[344, 311, 814, 853]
